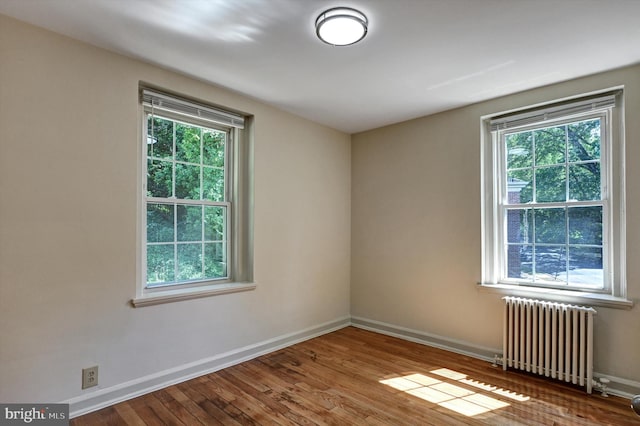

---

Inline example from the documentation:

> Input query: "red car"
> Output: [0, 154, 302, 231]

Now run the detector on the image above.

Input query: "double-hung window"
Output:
[135, 89, 253, 306]
[481, 90, 629, 307]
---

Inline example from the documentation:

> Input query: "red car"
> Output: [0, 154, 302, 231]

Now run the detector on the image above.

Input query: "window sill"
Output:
[477, 282, 633, 310]
[131, 282, 256, 307]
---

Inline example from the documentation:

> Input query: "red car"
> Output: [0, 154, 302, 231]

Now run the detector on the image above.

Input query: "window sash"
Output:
[499, 204, 606, 288]
[145, 111, 231, 203]
[144, 201, 230, 288]
[494, 110, 610, 292]
[143, 105, 233, 288]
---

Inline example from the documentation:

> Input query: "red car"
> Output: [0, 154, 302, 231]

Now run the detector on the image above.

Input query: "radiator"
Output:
[502, 296, 597, 394]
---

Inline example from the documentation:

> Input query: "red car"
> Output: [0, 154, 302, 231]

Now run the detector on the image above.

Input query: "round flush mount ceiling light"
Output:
[315, 7, 368, 46]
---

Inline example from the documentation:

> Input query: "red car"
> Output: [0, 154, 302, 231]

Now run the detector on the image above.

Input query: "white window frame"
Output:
[133, 89, 255, 307]
[480, 89, 632, 309]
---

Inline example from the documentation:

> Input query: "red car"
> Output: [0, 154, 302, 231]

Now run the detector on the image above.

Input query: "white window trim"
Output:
[479, 88, 632, 309]
[133, 88, 254, 307]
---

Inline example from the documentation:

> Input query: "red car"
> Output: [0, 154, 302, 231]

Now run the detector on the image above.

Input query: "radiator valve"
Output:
[491, 355, 500, 367]
[592, 377, 610, 397]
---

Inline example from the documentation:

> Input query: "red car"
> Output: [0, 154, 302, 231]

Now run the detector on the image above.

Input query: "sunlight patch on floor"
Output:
[380, 376, 428, 391]
[460, 378, 497, 391]
[406, 386, 453, 404]
[492, 387, 530, 402]
[440, 397, 498, 416]
[430, 368, 467, 380]
[379, 368, 530, 417]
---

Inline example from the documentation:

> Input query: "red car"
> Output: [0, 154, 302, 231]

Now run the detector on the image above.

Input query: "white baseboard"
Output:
[66, 316, 351, 418]
[350, 316, 640, 399]
[350, 316, 500, 362]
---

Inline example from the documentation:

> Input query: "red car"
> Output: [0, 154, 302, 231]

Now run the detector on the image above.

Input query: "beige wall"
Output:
[0, 14, 351, 404]
[352, 64, 640, 383]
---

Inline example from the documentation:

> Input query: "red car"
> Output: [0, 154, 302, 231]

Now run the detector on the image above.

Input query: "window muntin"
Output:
[144, 113, 231, 288]
[498, 114, 607, 291]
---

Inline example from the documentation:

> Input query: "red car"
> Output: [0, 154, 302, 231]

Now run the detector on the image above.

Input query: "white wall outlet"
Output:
[82, 365, 98, 389]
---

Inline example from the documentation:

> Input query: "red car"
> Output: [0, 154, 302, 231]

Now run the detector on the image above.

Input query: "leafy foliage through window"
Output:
[145, 114, 230, 287]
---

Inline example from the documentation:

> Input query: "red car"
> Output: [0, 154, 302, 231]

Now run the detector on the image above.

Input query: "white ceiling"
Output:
[2, 0, 640, 133]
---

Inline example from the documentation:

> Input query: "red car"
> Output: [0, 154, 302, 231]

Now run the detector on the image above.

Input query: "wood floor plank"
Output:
[125, 396, 167, 426]
[231, 361, 335, 425]
[153, 388, 205, 425]
[213, 369, 299, 426]
[192, 376, 253, 424]
[112, 402, 146, 426]
[173, 381, 229, 425]
[139, 393, 185, 426]
[161, 385, 221, 426]
[71, 327, 639, 425]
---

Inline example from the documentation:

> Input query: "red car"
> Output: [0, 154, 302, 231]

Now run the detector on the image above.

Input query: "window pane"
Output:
[176, 123, 201, 164]
[147, 244, 175, 284]
[147, 203, 174, 243]
[569, 163, 600, 201]
[204, 206, 226, 241]
[177, 205, 202, 242]
[534, 126, 565, 166]
[506, 132, 532, 169]
[203, 167, 225, 202]
[506, 169, 532, 204]
[534, 246, 567, 283]
[175, 163, 201, 199]
[506, 208, 532, 243]
[568, 206, 602, 245]
[568, 119, 600, 162]
[568, 247, 603, 287]
[148, 116, 173, 159]
[507, 245, 532, 279]
[204, 242, 227, 279]
[535, 165, 566, 203]
[147, 159, 173, 198]
[534, 208, 566, 244]
[177, 243, 202, 281]
[203, 130, 225, 167]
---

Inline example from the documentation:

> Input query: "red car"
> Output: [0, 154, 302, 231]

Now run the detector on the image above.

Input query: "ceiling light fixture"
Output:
[315, 7, 368, 46]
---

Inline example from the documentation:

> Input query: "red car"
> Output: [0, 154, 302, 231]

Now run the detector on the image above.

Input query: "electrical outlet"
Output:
[82, 366, 98, 389]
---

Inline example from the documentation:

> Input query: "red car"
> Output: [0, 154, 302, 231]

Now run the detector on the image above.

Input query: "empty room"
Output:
[1, 0, 640, 424]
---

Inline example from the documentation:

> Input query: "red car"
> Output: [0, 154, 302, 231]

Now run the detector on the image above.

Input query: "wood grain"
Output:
[71, 327, 638, 425]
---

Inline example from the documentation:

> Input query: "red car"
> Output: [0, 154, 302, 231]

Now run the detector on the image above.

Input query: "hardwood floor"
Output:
[71, 327, 638, 425]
